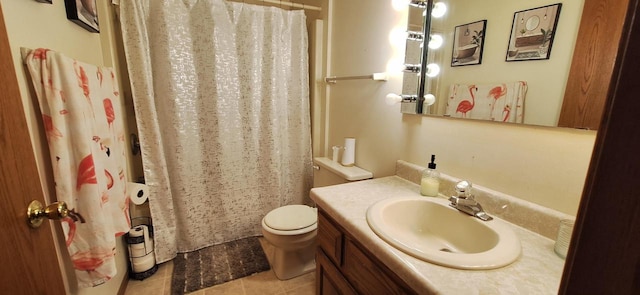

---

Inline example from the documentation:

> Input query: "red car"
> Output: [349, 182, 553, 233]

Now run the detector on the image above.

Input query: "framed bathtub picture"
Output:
[451, 20, 487, 67]
[64, 0, 99, 33]
[506, 3, 562, 61]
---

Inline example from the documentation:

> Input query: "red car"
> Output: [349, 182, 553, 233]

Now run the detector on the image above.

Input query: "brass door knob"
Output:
[27, 200, 68, 228]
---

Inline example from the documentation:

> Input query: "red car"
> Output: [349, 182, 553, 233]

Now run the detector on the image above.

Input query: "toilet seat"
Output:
[263, 205, 317, 231]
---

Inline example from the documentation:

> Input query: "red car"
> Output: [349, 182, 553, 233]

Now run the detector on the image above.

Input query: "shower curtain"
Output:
[120, 0, 312, 263]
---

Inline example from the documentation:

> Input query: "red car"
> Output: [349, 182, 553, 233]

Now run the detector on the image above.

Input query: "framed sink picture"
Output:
[506, 3, 562, 61]
[64, 0, 99, 33]
[451, 20, 487, 67]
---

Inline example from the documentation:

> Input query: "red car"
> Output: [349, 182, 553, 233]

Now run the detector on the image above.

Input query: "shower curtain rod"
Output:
[111, 0, 321, 11]
[244, 0, 321, 11]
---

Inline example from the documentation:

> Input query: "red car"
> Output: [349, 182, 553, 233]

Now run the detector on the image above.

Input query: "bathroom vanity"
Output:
[311, 161, 571, 294]
[316, 208, 416, 294]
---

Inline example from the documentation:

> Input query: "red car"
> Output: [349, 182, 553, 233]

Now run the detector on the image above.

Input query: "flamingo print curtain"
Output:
[120, 0, 312, 263]
[445, 81, 528, 123]
[25, 49, 130, 288]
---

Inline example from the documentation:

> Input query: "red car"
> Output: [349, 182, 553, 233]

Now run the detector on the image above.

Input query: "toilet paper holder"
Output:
[125, 216, 158, 280]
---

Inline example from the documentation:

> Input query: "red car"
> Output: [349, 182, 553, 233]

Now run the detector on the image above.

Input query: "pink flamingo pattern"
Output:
[456, 84, 478, 117]
[446, 82, 527, 123]
[25, 48, 130, 287]
[488, 84, 507, 120]
[502, 105, 512, 122]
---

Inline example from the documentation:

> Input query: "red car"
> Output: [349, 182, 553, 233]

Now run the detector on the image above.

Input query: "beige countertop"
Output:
[310, 176, 567, 294]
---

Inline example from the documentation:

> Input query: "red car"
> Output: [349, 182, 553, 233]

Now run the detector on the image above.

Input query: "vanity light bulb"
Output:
[432, 2, 447, 18]
[389, 27, 408, 46]
[385, 93, 403, 105]
[426, 63, 440, 77]
[424, 94, 436, 106]
[428, 34, 443, 49]
[386, 59, 406, 73]
[391, 0, 410, 11]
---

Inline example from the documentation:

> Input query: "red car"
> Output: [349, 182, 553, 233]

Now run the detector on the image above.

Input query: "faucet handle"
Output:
[455, 180, 473, 199]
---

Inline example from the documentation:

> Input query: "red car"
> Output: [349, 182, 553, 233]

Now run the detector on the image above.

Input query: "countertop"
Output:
[310, 176, 566, 294]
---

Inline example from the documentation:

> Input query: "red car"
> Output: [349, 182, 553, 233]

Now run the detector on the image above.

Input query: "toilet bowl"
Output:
[261, 205, 318, 280]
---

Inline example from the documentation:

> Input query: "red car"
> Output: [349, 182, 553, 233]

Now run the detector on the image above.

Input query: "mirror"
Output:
[526, 15, 540, 31]
[400, 5, 424, 103]
[400, 0, 440, 114]
[402, 0, 584, 127]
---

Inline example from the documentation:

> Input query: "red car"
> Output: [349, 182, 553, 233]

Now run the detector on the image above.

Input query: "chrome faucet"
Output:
[449, 180, 493, 221]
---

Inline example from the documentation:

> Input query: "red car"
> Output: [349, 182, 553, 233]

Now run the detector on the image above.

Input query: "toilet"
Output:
[261, 204, 318, 280]
[261, 157, 373, 280]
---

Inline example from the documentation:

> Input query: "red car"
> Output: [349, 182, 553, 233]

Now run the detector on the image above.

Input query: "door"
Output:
[0, 4, 65, 295]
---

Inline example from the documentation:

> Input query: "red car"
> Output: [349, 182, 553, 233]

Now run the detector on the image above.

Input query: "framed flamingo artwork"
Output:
[451, 20, 487, 67]
[64, 0, 99, 33]
[506, 3, 562, 61]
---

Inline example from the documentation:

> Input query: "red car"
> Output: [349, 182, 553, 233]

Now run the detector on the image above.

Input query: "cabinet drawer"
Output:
[316, 249, 357, 295]
[318, 210, 343, 265]
[342, 238, 414, 295]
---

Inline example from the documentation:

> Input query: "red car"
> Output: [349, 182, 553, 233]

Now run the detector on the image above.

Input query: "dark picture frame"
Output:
[451, 20, 487, 67]
[506, 3, 562, 61]
[64, 0, 99, 33]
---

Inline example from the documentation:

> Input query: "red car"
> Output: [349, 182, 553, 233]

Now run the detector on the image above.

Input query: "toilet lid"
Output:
[264, 205, 317, 231]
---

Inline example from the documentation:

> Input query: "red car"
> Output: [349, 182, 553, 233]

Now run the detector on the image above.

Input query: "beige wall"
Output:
[325, 0, 595, 215]
[432, 0, 585, 126]
[1, 1, 130, 294]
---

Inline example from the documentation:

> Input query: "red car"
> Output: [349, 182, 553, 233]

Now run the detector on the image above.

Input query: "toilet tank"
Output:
[312, 157, 373, 188]
[313, 165, 349, 187]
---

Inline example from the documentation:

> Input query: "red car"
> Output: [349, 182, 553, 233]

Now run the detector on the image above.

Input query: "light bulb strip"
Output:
[403, 64, 421, 73]
[416, 0, 434, 114]
[407, 31, 424, 41]
[409, 0, 427, 8]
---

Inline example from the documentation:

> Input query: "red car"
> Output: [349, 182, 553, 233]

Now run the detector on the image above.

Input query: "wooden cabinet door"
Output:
[342, 239, 414, 295]
[316, 249, 356, 295]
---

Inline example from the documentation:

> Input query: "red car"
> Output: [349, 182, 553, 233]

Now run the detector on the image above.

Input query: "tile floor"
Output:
[124, 238, 315, 295]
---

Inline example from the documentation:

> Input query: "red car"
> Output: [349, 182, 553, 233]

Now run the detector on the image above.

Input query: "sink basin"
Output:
[366, 196, 521, 269]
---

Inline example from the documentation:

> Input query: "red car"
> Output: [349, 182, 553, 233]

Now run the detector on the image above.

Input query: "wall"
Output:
[432, 0, 585, 126]
[1, 1, 130, 294]
[325, 0, 595, 215]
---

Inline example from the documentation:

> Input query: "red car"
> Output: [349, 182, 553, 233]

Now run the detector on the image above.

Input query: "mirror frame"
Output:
[415, 0, 434, 114]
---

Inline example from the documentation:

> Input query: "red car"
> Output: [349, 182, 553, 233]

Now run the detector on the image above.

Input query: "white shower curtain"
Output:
[120, 0, 312, 263]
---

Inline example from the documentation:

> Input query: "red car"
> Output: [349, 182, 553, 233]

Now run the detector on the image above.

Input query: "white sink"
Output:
[366, 196, 521, 269]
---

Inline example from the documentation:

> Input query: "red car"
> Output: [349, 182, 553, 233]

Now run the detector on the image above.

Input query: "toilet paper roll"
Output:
[131, 253, 156, 273]
[128, 225, 148, 238]
[129, 246, 148, 258]
[341, 138, 355, 167]
[128, 225, 154, 257]
[129, 240, 154, 255]
[127, 182, 149, 205]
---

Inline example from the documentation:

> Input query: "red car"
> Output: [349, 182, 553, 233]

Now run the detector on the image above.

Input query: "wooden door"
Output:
[560, 0, 640, 293]
[0, 4, 65, 295]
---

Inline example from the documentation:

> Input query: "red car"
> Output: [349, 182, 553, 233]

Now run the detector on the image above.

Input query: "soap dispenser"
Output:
[420, 155, 440, 197]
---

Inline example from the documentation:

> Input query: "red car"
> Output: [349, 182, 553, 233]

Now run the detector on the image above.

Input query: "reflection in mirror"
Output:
[410, 0, 584, 127]
[400, 0, 444, 114]
[401, 5, 424, 100]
